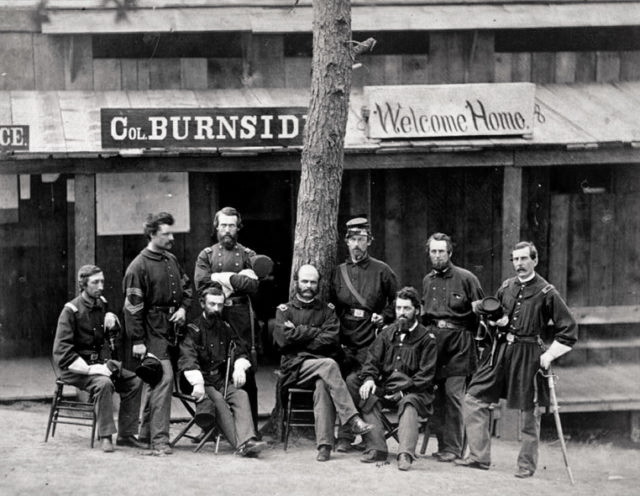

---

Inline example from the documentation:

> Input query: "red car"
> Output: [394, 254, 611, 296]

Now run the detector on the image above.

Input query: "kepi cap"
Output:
[345, 216, 371, 238]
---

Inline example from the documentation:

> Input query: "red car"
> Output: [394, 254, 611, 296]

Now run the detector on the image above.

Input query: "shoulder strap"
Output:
[339, 264, 368, 309]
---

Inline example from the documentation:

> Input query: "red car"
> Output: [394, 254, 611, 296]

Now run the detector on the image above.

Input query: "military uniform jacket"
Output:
[194, 242, 258, 295]
[467, 273, 578, 409]
[178, 314, 249, 390]
[421, 263, 484, 378]
[359, 321, 438, 417]
[274, 297, 341, 389]
[123, 247, 193, 359]
[331, 255, 399, 350]
[53, 294, 110, 373]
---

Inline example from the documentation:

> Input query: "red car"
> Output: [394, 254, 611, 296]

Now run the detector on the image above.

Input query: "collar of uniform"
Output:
[142, 247, 168, 261]
[80, 292, 102, 310]
[290, 296, 322, 310]
[346, 254, 371, 268]
[429, 263, 453, 278]
[391, 321, 424, 343]
[509, 274, 546, 299]
[214, 241, 241, 253]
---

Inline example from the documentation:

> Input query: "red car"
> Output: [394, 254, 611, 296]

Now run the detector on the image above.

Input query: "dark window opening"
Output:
[551, 166, 613, 195]
[284, 31, 430, 57]
[93, 32, 243, 58]
[496, 27, 640, 52]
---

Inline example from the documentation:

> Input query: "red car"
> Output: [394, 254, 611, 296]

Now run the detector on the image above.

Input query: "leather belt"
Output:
[348, 308, 370, 319]
[151, 305, 176, 314]
[432, 319, 465, 330]
[506, 333, 541, 345]
[226, 296, 249, 306]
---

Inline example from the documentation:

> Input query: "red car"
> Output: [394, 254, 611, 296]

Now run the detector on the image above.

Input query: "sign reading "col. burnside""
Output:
[365, 83, 536, 139]
[101, 107, 307, 148]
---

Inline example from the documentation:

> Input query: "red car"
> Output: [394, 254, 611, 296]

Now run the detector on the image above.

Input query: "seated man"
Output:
[358, 287, 438, 471]
[274, 264, 373, 462]
[52, 264, 143, 453]
[178, 286, 265, 457]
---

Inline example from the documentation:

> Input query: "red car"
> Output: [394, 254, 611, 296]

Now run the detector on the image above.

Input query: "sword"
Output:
[538, 367, 576, 485]
[215, 340, 236, 454]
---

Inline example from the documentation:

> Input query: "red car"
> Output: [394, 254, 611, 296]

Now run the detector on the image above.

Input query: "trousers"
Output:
[139, 359, 173, 447]
[204, 384, 256, 448]
[61, 368, 142, 438]
[431, 375, 466, 456]
[296, 358, 359, 447]
[362, 402, 420, 459]
[463, 393, 541, 472]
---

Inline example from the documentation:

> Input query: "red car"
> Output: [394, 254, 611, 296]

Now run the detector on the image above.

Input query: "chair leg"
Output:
[44, 385, 61, 442]
[420, 422, 431, 455]
[195, 427, 218, 453]
[90, 408, 97, 449]
[284, 391, 293, 451]
[170, 417, 197, 448]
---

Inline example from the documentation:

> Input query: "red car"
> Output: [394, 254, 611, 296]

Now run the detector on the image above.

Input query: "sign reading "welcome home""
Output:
[101, 107, 307, 148]
[365, 83, 536, 139]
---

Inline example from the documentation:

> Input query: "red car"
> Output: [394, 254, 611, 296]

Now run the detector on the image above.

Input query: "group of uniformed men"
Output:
[53, 206, 578, 478]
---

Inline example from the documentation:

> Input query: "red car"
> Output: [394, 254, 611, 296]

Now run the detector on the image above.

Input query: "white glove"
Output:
[211, 272, 234, 298]
[67, 356, 90, 375]
[88, 363, 112, 377]
[237, 269, 258, 280]
[232, 368, 246, 388]
[132, 343, 147, 358]
[359, 379, 377, 401]
[191, 383, 205, 402]
[232, 358, 252, 388]
[540, 340, 572, 369]
[104, 312, 120, 330]
[494, 316, 509, 327]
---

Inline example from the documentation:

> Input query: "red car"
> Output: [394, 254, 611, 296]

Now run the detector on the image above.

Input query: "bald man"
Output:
[274, 265, 373, 462]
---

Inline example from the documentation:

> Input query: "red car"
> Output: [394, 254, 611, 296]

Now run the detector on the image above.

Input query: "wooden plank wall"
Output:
[375, 167, 503, 294]
[3, 32, 640, 91]
[546, 165, 640, 307]
[0, 175, 68, 358]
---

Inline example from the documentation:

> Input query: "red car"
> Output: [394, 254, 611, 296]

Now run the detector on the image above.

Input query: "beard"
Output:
[398, 315, 416, 330]
[430, 257, 449, 271]
[204, 310, 223, 322]
[217, 231, 238, 249]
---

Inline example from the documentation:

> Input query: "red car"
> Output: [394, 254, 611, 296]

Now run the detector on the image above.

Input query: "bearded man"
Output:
[194, 206, 260, 429]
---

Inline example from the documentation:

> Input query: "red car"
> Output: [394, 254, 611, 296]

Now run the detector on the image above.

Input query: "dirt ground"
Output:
[1, 401, 638, 496]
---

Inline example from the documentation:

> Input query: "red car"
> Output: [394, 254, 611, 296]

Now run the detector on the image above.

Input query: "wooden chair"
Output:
[170, 373, 221, 453]
[282, 387, 316, 451]
[44, 379, 97, 448]
[379, 408, 432, 455]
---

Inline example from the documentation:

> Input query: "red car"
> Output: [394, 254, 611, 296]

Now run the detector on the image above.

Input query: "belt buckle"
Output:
[224, 300, 233, 307]
[437, 320, 447, 329]
[353, 309, 365, 318]
[506, 332, 515, 344]
[90, 352, 99, 363]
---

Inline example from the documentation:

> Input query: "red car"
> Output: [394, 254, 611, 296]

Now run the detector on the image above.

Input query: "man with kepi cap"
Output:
[331, 216, 398, 452]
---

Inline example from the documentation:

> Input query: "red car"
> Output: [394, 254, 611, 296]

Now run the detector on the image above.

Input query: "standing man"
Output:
[358, 287, 438, 471]
[331, 216, 398, 452]
[123, 212, 193, 454]
[274, 264, 373, 462]
[179, 286, 266, 456]
[421, 232, 484, 462]
[194, 206, 260, 428]
[456, 241, 577, 478]
[53, 265, 142, 452]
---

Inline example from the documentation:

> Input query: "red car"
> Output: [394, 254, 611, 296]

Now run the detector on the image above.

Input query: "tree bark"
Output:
[290, 0, 353, 300]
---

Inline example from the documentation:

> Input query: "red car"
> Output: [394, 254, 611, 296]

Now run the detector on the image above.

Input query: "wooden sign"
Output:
[101, 108, 307, 148]
[0, 125, 29, 150]
[365, 83, 536, 139]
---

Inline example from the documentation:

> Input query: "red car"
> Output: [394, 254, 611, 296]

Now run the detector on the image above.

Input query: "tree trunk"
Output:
[262, 0, 353, 441]
[290, 0, 353, 299]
